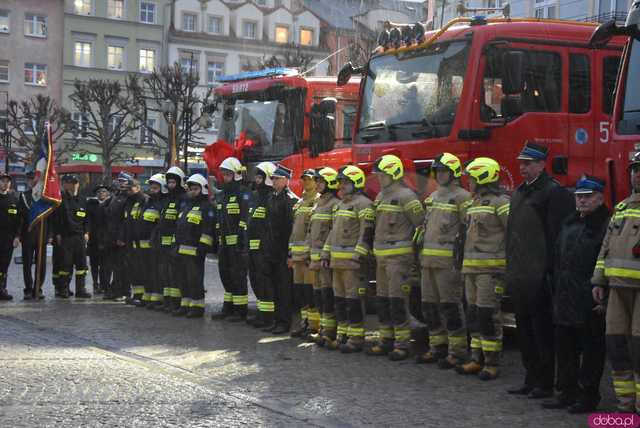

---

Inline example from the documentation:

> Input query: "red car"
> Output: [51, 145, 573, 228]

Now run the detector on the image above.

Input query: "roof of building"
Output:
[302, 0, 426, 30]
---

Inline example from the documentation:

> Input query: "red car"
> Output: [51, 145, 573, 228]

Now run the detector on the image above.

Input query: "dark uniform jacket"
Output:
[553, 204, 610, 326]
[105, 191, 127, 247]
[265, 187, 298, 262]
[119, 192, 148, 245]
[0, 191, 21, 242]
[247, 183, 272, 254]
[134, 193, 164, 248]
[87, 197, 110, 250]
[506, 171, 575, 306]
[156, 188, 185, 250]
[175, 194, 214, 256]
[55, 192, 88, 237]
[215, 181, 250, 253]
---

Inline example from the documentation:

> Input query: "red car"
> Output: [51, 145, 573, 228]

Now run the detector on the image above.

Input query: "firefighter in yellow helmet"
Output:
[321, 165, 374, 352]
[366, 154, 424, 361]
[307, 167, 341, 345]
[417, 153, 471, 368]
[289, 169, 320, 338]
[456, 157, 509, 380]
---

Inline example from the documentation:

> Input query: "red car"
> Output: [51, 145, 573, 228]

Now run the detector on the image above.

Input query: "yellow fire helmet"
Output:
[315, 167, 339, 190]
[373, 154, 404, 180]
[465, 157, 500, 185]
[432, 152, 462, 178]
[337, 165, 366, 189]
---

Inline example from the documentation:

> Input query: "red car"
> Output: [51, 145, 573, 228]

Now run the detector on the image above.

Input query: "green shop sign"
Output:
[71, 153, 98, 162]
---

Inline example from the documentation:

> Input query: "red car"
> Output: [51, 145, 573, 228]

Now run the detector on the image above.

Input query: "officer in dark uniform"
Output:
[54, 174, 91, 299]
[173, 174, 214, 318]
[506, 142, 575, 398]
[0, 173, 20, 301]
[119, 176, 148, 305]
[158, 167, 186, 313]
[86, 184, 111, 294]
[262, 165, 298, 334]
[211, 157, 250, 322]
[18, 169, 47, 300]
[104, 174, 130, 300]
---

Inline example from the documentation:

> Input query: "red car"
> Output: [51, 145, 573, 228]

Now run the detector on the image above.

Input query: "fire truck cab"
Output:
[340, 17, 626, 194]
[213, 68, 359, 193]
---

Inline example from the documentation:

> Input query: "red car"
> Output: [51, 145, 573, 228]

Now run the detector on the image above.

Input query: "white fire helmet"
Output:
[186, 173, 209, 195]
[255, 161, 277, 186]
[148, 173, 168, 194]
[165, 166, 186, 186]
[219, 157, 244, 181]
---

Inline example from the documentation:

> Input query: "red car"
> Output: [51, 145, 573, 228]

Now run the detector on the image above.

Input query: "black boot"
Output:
[211, 302, 234, 320]
[0, 287, 13, 301]
[186, 307, 204, 318]
[172, 306, 188, 317]
[75, 279, 92, 299]
[227, 305, 248, 322]
[23, 288, 34, 301]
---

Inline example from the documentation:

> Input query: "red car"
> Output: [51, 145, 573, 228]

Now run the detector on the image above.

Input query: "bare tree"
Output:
[68, 79, 140, 179]
[247, 43, 315, 72]
[125, 64, 213, 165]
[6, 94, 76, 164]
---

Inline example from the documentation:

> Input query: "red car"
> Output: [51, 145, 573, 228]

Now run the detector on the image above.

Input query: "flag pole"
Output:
[34, 220, 44, 300]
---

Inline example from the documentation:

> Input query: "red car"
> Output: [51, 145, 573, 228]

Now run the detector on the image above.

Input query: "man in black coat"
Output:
[506, 142, 575, 398]
[86, 184, 111, 294]
[541, 176, 609, 413]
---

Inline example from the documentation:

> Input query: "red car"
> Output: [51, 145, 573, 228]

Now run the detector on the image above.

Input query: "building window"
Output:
[182, 13, 197, 32]
[256, 0, 267, 5]
[74, 0, 92, 15]
[275, 25, 289, 43]
[108, 0, 124, 19]
[300, 28, 313, 46]
[74, 41, 92, 67]
[0, 11, 9, 33]
[24, 14, 47, 37]
[207, 16, 222, 34]
[140, 1, 155, 24]
[0, 61, 8, 82]
[24, 63, 46, 86]
[107, 46, 124, 70]
[243, 20, 257, 39]
[139, 48, 155, 73]
[139, 117, 156, 144]
[207, 60, 224, 84]
[180, 56, 199, 75]
[534, 0, 557, 18]
[72, 112, 89, 138]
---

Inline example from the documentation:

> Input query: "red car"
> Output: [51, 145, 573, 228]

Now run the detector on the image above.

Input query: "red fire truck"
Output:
[338, 16, 626, 195]
[590, 0, 640, 201]
[205, 68, 360, 194]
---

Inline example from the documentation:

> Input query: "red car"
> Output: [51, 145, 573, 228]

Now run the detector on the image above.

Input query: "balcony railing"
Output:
[582, 11, 627, 23]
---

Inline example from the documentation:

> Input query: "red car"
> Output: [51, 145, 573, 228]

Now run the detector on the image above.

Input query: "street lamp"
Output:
[0, 91, 11, 174]
[161, 98, 177, 167]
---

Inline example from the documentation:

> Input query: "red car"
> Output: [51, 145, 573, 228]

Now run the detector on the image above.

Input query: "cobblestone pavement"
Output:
[0, 253, 616, 427]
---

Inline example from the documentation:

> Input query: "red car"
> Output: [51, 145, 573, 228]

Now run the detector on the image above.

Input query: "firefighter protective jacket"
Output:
[133, 193, 164, 249]
[175, 194, 214, 257]
[322, 191, 374, 269]
[156, 188, 185, 250]
[421, 185, 472, 269]
[0, 191, 20, 240]
[289, 190, 319, 261]
[119, 192, 148, 245]
[247, 184, 271, 254]
[461, 189, 510, 274]
[307, 192, 340, 270]
[373, 181, 424, 259]
[216, 182, 250, 253]
[55, 192, 88, 237]
[265, 187, 298, 262]
[592, 193, 640, 289]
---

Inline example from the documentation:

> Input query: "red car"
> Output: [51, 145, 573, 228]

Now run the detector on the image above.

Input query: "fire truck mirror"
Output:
[589, 20, 618, 48]
[501, 51, 525, 95]
[551, 155, 569, 176]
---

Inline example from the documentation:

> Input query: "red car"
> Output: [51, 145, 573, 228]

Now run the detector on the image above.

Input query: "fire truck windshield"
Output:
[357, 40, 470, 144]
[619, 36, 640, 135]
[216, 95, 298, 161]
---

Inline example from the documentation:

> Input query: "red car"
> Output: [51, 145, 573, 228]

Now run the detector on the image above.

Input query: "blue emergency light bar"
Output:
[216, 67, 299, 83]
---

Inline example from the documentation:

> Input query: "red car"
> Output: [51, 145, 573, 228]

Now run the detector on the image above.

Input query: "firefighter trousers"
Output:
[292, 261, 317, 330]
[137, 247, 161, 304]
[88, 244, 104, 292]
[175, 253, 205, 312]
[376, 254, 413, 350]
[110, 245, 131, 298]
[21, 227, 47, 294]
[219, 247, 248, 316]
[60, 234, 88, 292]
[52, 242, 64, 289]
[421, 267, 467, 358]
[0, 238, 14, 291]
[249, 250, 274, 322]
[159, 247, 181, 306]
[605, 287, 640, 411]
[263, 257, 292, 327]
[333, 267, 365, 346]
[313, 267, 335, 338]
[465, 273, 503, 367]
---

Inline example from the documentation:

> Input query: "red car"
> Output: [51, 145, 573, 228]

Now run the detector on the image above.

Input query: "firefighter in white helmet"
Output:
[211, 157, 251, 321]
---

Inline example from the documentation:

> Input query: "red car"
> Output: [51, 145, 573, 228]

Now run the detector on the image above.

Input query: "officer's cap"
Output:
[93, 183, 110, 193]
[300, 168, 315, 179]
[575, 175, 605, 195]
[61, 174, 79, 183]
[517, 141, 548, 161]
[272, 165, 292, 179]
[0, 172, 12, 181]
[117, 171, 134, 186]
